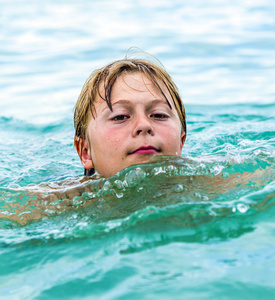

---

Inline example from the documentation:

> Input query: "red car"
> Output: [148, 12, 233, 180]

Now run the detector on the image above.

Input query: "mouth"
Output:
[129, 146, 160, 155]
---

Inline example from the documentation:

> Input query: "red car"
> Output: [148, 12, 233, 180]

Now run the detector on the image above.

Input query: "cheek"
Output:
[100, 129, 126, 150]
[162, 123, 181, 139]
[163, 124, 183, 149]
[108, 128, 126, 142]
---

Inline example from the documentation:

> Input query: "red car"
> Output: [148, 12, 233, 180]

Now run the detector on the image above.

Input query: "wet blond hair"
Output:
[74, 57, 186, 175]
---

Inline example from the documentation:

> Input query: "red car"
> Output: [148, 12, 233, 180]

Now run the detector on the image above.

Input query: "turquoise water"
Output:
[1, 0, 275, 299]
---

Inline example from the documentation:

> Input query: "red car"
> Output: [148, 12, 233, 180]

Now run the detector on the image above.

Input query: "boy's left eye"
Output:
[151, 113, 168, 119]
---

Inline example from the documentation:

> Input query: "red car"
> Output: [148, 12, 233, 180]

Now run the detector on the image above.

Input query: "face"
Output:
[79, 72, 185, 177]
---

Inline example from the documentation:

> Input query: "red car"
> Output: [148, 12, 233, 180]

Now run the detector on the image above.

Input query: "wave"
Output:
[0, 155, 274, 249]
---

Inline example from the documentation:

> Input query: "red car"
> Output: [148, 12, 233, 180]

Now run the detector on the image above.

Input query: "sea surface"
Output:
[0, 0, 275, 299]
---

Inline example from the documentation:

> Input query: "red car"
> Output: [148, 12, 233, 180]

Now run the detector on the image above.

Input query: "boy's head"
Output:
[74, 57, 186, 177]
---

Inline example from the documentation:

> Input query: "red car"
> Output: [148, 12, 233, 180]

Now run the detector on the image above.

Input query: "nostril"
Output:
[137, 129, 152, 135]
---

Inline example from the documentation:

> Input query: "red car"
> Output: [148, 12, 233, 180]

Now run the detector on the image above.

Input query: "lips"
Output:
[129, 146, 160, 155]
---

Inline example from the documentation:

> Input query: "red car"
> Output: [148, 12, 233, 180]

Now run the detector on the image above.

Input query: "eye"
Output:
[151, 113, 169, 119]
[112, 115, 129, 121]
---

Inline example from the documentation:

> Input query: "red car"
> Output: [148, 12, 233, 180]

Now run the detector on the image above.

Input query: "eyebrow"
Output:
[111, 99, 170, 108]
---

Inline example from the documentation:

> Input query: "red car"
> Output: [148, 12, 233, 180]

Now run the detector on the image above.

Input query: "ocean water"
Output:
[0, 0, 275, 299]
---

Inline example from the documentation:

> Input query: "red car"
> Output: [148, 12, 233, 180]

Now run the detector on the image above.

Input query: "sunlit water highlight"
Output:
[0, 0, 275, 299]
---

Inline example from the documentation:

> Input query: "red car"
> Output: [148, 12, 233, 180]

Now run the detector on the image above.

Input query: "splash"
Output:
[0, 155, 274, 249]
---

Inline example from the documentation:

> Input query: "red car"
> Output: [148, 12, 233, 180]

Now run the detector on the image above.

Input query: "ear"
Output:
[74, 137, 94, 170]
[180, 131, 186, 150]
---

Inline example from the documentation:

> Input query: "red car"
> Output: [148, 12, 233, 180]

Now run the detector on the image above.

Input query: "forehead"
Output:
[98, 71, 172, 104]
[122, 73, 167, 96]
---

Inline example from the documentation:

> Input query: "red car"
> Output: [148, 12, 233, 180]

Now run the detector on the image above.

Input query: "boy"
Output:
[4, 55, 272, 226]
[74, 56, 186, 178]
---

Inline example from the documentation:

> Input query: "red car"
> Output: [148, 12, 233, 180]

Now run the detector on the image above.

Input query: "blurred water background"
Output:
[0, 0, 275, 299]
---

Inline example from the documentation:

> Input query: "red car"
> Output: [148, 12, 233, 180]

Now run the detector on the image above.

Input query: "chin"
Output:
[132, 155, 157, 164]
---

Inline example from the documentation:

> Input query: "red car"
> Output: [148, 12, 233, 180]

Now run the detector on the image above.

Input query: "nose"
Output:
[132, 114, 154, 137]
